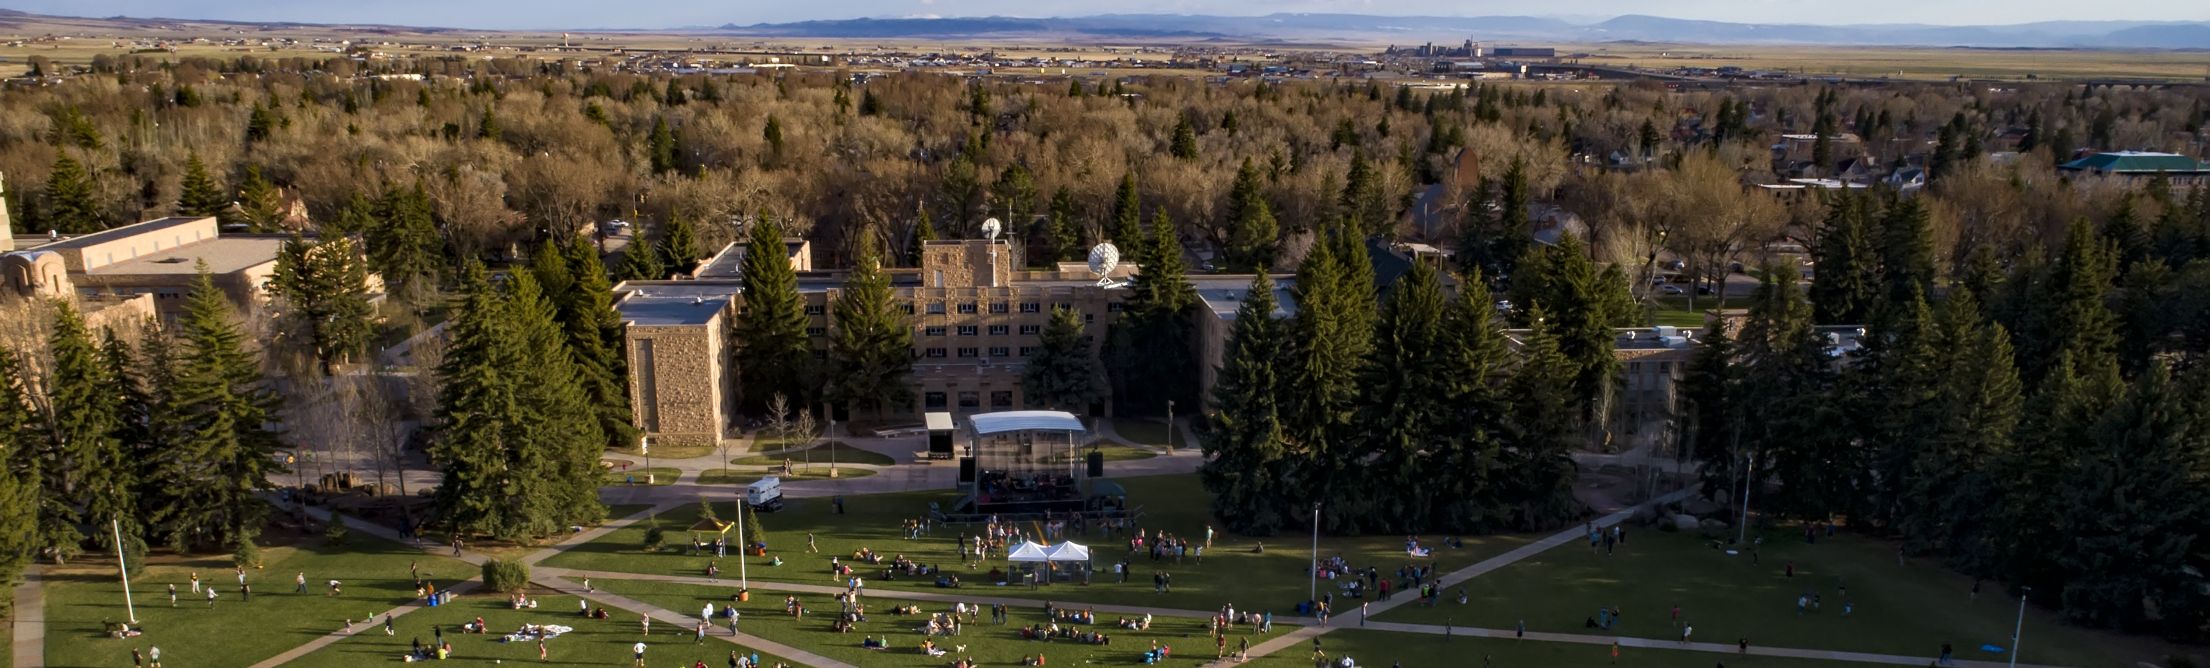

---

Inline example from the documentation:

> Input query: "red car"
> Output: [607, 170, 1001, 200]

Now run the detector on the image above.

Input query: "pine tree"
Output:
[1509, 235, 1628, 417]
[1281, 236, 1366, 530]
[269, 236, 375, 370]
[1427, 274, 1510, 532]
[1900, 292, 2021, 558]
[827, 234, 914, 419]
[1459, 159, 1532, 280]
[2015, 219, 2121, 384]
[1104, 208, 1197, 416]
[331, 190, 377, 237]
[231, 165, 284, 231]
[245, 103, 276, 144]
[1809, 190, 1879, 325]
[433, 263, 526, 538]
[1358, 261, 1449, 531]
[648, 117, 678, 174]
[618, 244, 667, 282]
[43, 302, 123, 553]
[1340, 152, 1387, 237]
[1197, 273, 1293, 534]
[763, 115, 785, 161]
[992, 163, 1037, 223]
[558, 239, 637, 450]
[1111, 172, 1143, 264]
[1497, 310, 1579, 530]
[505, 271, 607, 531]
[1169, 115, 1198, 160]
[1681, 319, 1738, 497]
[1736, 268, 1854, 520]
[1023, 306, 1103, 412]
[1223, 159, 1279, 272]
[1041, 188, 1080, 265]
[2051, 363, 2204, 630]
[0, 351, 39, 589]
[735, 216, 817, 412]
[1876, 195, 1937, 308]
[166, 266, 284, 548]
[176, 153, 229, 217]
[45, 153, 105, 233]
[908, 207, 937, 266]
[368, 182, 442, 303]
[659, 217, 705, 271]
[477, 106, 502, 141]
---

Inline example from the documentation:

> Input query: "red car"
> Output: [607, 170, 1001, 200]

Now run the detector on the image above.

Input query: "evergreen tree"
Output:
[44, 302, 124, 552]
[1876, 195, 1937, 307]
[1496, 310, 1580, 530]
[0, 351, 39, 587]
[1809, 190, 1879, 325]
[368, 183, 442, 303]
[163, 267, 285, 549]
[2051, 363, 2205, 630]
[1040, 188, 1080, 265]
[45, 153, 105, 233]
[618, 242, 667, 282]
[659, 217, 706, 271]
[908, 207, 937, 266]
[1428, 274, 1511, 532]
[827, 234, 914, 419]
[1357, 261, 1449, 531]
[1509, 235, 1629, 417]
[505, 271, 608, 531]
[1223, 159, 1279, 273]
[1681, 319, 1738, 496]
[477, 106, 502, 141]
[1169, 115, 1199, 160]
[1281, 236, 1366, 531]
[1111, 172, 1143, 264]
[648, 117, 678, 174]
[433, 264, 527, 538]
[1198, 273, 1293, 534]
[268, 235, 376, 370]
[1459, 159, 1532, 281]
[245, 103, 276, 144]
[763, 116, 785, 161]
[330, 190, 377, 237]
[992, 163, 1038, 223]
[2014, 219, 2121, 384]
[1734, 268, 1853, 520]
[1104, 208, 1198, 416]
[557, 239, 637, 450]
[230, 165, 284, 231]
[1899, 292, 2021, 558]
[1022, 306, 1103, 412]
[735, 216, 816, 412]
[1340, 152, 1388, 237]
[176, 153, 229, 217]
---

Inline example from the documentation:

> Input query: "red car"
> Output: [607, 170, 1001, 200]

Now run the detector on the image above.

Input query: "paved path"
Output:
[539, 567, 1232, 621]
[245, 580, 484, 668]
[1355, 619, 2066, 668]
[535, 575, 855, 668]
[1208, 487, 1698, 667]
[11, 565, 44, 668]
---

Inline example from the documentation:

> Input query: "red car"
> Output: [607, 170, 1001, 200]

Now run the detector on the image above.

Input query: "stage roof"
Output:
[968, 410, 1086, 436]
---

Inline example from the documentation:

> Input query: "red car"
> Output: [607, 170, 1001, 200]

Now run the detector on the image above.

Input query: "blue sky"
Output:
[10, 0, 2208, 30]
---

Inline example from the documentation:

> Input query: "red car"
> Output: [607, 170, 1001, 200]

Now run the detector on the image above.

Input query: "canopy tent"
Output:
[689, 518, 734, 535]
[969, 410, 1086, 436]
[1043, 541, 1090, 562]
[1006, 541, 1051, 562]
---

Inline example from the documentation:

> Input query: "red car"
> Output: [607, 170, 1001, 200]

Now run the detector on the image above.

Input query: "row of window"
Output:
[920, 346, 1034, 358]
[923, 390, 1018, 410]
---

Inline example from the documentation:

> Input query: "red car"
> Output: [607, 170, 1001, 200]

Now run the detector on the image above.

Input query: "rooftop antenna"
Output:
[1088, 242, 1126, 289]
[980, 217, 1002, 241]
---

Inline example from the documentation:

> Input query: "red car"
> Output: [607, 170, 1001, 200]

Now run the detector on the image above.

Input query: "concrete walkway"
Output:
[1208, 487, 1697, 667]
[244, 580, 483, 668]
[538, 566, 1233, 621]
[11, 565, 44, 668]
[1355, 619, 2066, 668]
[536, 575, 856, 668]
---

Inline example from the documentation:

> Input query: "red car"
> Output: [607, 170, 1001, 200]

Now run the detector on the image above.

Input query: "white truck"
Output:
[745, 476, 784, 511]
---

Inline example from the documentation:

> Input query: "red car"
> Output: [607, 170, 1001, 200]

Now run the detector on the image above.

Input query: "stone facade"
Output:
[625, 317, 730, 450]
[0, 216, 340, 320]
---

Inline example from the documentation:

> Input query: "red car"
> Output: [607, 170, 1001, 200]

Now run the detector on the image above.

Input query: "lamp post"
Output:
[736, 496, 749, 593]
[1165, 400, 1175, 454]
[2009, 587, 2030, 668]
[1737, 452, 1756, 546]
[643, 436, 653, 485]
[113, 519, 137, 624]
[1309, 503, 1321, 605]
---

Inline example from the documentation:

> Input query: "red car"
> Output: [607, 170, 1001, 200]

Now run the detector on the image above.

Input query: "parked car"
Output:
[1659, 284, 1685, 295]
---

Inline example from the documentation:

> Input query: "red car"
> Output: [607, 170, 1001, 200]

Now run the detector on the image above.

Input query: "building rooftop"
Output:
[37, 216, 210, 251]
[83, 236, 284, 276]
[616, 295, 728, 326]
[2060, 151, 2210, 174]
[1192, 275, 1299, 320]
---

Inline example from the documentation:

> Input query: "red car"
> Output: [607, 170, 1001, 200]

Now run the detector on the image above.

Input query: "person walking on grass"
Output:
[205, 586, 217, 608]
[385, 614, 395, 636]
[132, 648, 143, 667]
[148, 646, 161, 668]
[538, 638, 547, 662]
[633, 641, 647, 667]
[1682, 624, 1693, 644]
[296, 571, 307, 593]
[642, 614, 651, 635]
[189, 572, 200, 593]
[167, 584, 177, 607]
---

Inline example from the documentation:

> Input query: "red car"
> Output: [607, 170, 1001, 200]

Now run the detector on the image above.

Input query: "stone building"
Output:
[613, 237, 1137, 448]
[2, 216, 290, 319]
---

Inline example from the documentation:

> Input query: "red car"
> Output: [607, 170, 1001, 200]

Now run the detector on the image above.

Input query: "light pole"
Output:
[113, 519, 137, 624]
[736, 496, 749, 593]
[1736, 452, 1756, 546]
[2009, 586, 2030, 668]
[1165, 400, 1175, 454]
[1309, 503, 1321, 605]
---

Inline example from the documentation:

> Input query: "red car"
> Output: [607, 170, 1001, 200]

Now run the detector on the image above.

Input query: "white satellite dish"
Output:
[1088, 243, 1125, 289]
[980, 218, 1002, 240]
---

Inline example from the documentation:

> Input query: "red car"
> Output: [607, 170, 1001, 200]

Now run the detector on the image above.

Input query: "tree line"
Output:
[1689, 183, 2210, 640]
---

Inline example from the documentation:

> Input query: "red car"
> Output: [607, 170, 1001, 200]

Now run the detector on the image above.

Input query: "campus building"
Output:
[2059, 151, 2210, 186]
[612, 237, 1137, 449]
[0, 215, 376, 323]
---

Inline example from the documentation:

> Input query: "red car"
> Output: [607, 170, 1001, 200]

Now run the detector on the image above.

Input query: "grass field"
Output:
[43, 528, 470, 668]
[732, 442, 894, 467]
[543, 474, 1539, 613]
[1112, 418, 1178, 448]
[592, 578, 1287, 667]
[284, 591, 795, 668]
[1244, 628, 1866, 668]
[604, 466, 682, 486]
[1371, 524, 2186, 667]
[1646, 295, 1753, 328]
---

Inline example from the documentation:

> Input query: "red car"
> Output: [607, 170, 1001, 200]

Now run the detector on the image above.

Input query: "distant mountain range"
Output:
[714, 13, 2210, 49]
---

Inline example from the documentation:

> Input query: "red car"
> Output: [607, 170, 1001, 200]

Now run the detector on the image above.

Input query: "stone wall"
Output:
[627, 320, 726, 447]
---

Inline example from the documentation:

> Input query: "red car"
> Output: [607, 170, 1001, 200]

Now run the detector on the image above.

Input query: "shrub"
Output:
[483, 558, 530, 593]
[324, 514, 350, 545]
[643, 523, 666, 552]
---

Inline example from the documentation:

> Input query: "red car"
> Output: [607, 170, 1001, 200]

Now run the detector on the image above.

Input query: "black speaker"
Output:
[1086, 452, 1105, 478]
[959, 457, 977, 483]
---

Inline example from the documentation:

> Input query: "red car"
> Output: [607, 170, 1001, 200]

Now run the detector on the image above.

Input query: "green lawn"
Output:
[44, 528, 471, 668]
[604, 466, 681, 486]
[1645, 295, 1753, 328]
[594, 578, 1287, 667]
[698, 468, 878, 486]
[544, 474, 1539, 613]
[1373, 524, 2175, 667]
[285, 591, 795, 667]
[610, 440, 719, 460]
[1111, 418, 1178, 448]
[1244, 628, 1865, 668]
[732, 442, 894, 467]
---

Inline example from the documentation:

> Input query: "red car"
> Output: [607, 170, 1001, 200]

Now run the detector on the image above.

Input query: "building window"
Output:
[933, 270, 944, 287]
[926, 348, 948, 358]
[957, 392, 981, 409]
[812, 350, 827, 361]
[1019, 346, 1038, 357]
[1020, 302, 1042, 313]
[901, 302, 915, 315]
[957, 302, 978, 314]
[1629, 362, 1643, 374]
[989, 346, 1010, 357]
[1019, 325, 1040, 335]
[1108, 302, 1125, 312]
[988, 325, 1009, 336]
[925, 392, 948, 410]
[957, 347, 979, 358]
[1659, 362, 1673, 373]
[1058, 303, 1075, 312]
[989, 302, 1010, 314]
[990, 391, 1014, 408]
[804, 304, 825, 315]
[1085, 314, 1094, 323]
[925, 326, 947, 337]
[927, 302, 946, 314]
[957, 325, 978, 336]
[806, 327, 826, 337]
